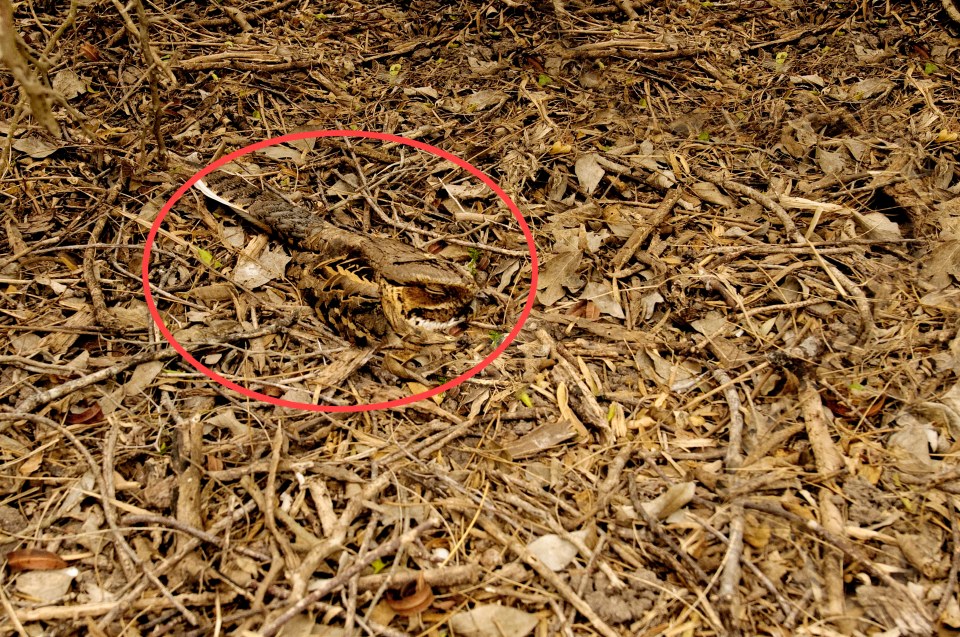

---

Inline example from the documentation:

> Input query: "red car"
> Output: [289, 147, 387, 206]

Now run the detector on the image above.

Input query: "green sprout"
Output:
[196, 248, 222, 269]
[467, 247, 481, 274]
[518, 391, 533, 408]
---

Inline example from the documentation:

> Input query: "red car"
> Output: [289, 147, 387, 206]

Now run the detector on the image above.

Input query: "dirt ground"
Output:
[1, 1, 959, 635]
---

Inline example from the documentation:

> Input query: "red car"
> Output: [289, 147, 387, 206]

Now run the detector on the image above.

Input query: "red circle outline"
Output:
[141, 130, 539, 412]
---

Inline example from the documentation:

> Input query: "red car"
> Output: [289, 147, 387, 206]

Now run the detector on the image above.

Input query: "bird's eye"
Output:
[424, 285, 445, 295]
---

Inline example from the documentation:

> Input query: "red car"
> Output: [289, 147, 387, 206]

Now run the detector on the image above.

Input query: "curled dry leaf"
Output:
[66, 401, 104, 424]
[79, 42, 100, 61]
[385, 575, 435, 617]
[6, 548, 68, 572]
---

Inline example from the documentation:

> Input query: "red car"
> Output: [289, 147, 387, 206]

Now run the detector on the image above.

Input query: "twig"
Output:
[354, 564, 481, 591]
[83, 210, 121, 331]
[713, 368, 745, 628]
[714, 369, 744, 469]
[692, 165, 875, 340]
[13, 319, 294, 413]
[132, 0, 167, 163]
[0, 0, 60, 135]
[222, 6, 252, 30]
[629, 471, 712, 586]
[478, 516, 621, 637]
[718, 502, 744, 629]
[613, 0, 640, 19]
[99, 499, 261, 629]
[611, 188, 681, 273]
[259, 519, 440, 637]
[0, 581, 29, 637]
[12, 594, 220, 624]
[0, 234, 62, 271]
[14, 348, 177, 413]
[123, 514, 271, 562]
[502, 491, 624, 588]
[0, 413, 199, 626]
[40, 0, 78, 59]
[188, 0, 299, 28]
[681, 361, 770, 412]
[293, 473, 393, 598]
[820, 488, 847, 627]
[744, 499, 931, 623]
[799, 380, 843, 474]
[537, 329, 612, 442]
[102, 419, 137, 581]
[937, 498, 960, 619]
[110, 0, 176, 85]
[694, 513, 794, 620]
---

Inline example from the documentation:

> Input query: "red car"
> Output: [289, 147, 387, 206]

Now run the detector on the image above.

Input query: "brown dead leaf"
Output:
[6, 548, 68, 572]
[537, 251, 583, 307]
[52, 69, 86, 100]
[13, 136, 58, 158]
[579, 281, 624, 319]
[574, 153, 605, 194]
[17, 449, 42, 477]
[502, 420, 577, 459]
[66, 401, 104, 425]
[385, 575, 434, 617]
[450, 604, 538, 637]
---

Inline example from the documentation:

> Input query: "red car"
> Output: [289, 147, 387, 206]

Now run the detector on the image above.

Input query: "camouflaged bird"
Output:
[191, 166, 478, 344]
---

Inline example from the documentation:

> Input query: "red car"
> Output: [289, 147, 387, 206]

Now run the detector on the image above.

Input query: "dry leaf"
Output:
[13, 136, 58, 159]
[849, 77, 894, 100]
[502, 420, 576, 459]
[579, 281, 624, 319]
[537, 251, 583, 307]
[462, 89, 507, 112]
[450, 604, 538, 637]
[815, 146, 847, 176]
[15, 567, 78, 602]
[17, 450, 43, 477]
[385, 575, 435, 616]
[258, 144, 304, 163]
[781, 118, 818, 158]
[6, 548, 68, 572]
[66, 401, 104, 425]
[233, 245, 291, 289]
[574, 153, 605, 194]
[853, 211, 901, 241]
[527, 529, 588, 571]
[124, 361, 164, 397]
[941, 596, 960, 628]
[52, 69, 86, 100]
[690, 181, 734, 207]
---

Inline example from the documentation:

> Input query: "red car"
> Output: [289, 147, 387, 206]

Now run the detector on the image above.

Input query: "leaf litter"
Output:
[1, 1, 959, 636]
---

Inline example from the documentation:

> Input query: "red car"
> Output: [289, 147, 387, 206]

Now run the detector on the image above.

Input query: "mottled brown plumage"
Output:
[192, 168, 477, 343]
